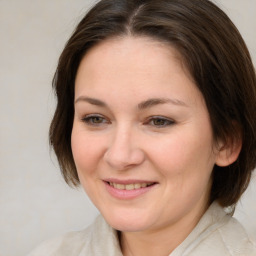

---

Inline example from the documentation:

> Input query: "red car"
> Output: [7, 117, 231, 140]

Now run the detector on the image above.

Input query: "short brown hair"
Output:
[49, 0, 256, 207]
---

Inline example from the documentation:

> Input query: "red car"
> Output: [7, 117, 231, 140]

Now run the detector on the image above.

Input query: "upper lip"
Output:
[103, 178, 158, 184]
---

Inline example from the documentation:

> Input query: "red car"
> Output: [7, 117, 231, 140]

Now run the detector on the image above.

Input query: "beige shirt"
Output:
[28, 202, 256, 256]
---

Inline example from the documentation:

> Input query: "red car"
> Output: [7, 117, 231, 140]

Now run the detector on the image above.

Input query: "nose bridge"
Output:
[114, 123, 132, 149]
[104, 122, 144, 170]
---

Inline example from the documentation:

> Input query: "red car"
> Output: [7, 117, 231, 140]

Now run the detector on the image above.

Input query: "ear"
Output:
[215, 134, 242, 167]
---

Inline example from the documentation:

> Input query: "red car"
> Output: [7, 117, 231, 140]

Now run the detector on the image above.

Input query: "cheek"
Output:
[71, 129, 104, 176]
[148, 130, 215, 179]
[150, 133, 215, 210]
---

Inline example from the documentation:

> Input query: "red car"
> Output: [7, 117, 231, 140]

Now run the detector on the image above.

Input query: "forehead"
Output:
[75, 36, 202, 106]
[76, 36, 184, 78]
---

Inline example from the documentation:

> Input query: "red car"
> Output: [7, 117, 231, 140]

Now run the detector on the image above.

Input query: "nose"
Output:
[103, 126, 145, 170]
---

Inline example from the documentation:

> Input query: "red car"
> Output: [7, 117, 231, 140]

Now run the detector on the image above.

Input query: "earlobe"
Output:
[215, 136, 242, 167]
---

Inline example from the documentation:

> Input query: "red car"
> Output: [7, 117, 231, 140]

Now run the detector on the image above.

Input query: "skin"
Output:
[71, 36, 233, 256]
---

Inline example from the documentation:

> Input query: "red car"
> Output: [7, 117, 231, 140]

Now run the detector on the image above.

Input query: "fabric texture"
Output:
[28, 202, 256, 256]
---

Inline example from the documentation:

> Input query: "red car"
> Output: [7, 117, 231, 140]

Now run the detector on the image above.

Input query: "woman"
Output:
[29, 0, 256, 255]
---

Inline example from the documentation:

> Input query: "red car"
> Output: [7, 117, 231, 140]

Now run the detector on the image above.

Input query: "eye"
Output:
[146, 116, 175, 128]
[81, 114, 109, 126]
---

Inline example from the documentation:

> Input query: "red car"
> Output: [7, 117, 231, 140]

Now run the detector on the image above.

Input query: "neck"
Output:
[120, 201, 209, 256]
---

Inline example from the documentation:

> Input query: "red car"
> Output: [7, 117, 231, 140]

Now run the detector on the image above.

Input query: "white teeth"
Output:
[109, 182, 154, 190]
[125, 184, 134, 190]
[134, 183, 141, 189]
[141, 183, 147, 188]
[116, 184, 125, 189]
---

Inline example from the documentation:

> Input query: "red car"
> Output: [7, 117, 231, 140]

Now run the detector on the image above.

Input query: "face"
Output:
[71, 36, 219, 233]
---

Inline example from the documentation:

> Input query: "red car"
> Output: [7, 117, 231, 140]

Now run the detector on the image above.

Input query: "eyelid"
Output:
[81, 113, 110, 126]
[80, 114, 174, 128]
[144, 115, 175, 127]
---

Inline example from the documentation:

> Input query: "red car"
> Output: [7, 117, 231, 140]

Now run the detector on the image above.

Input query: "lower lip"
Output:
[104, 182, 157, 200]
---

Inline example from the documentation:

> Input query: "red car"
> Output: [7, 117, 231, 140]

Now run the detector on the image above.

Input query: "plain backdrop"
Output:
[0, 1, 255, 255]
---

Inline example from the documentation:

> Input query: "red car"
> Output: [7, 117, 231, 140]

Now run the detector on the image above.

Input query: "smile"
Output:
[104, 180, 158, 200]
[108, 182, 155, 190]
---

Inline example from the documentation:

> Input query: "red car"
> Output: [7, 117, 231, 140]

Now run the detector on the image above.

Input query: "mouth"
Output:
[103, 179, 158, 199]
[107, 182, 155, 190]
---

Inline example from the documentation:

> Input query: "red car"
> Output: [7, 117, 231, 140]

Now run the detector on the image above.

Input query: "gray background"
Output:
[0, 1, 255, 255]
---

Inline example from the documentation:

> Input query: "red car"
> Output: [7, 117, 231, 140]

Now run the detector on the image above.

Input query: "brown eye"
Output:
[147, 116, 174, 128]
[91, 116, 104, 123]
[153, 118, 167, 126]
[82, 114, 108, 126]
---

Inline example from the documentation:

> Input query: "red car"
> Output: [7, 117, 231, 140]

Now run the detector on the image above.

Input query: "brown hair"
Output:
[49, 0, 256, 207]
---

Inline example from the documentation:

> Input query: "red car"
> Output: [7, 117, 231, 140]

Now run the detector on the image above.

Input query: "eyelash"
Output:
[144, 116, 175, 128]
[81, 114, 109, 126]
[81, 114, 175, 128]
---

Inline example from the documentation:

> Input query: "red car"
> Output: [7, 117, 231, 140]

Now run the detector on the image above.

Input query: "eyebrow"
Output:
[137, 98, 188, 109]
[75, 96, 107, 107]
[75, 96, 188, 109]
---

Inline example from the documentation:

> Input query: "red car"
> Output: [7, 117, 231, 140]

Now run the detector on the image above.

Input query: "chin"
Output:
[108, 219, 149, 232]
[100, 208, 156, 232]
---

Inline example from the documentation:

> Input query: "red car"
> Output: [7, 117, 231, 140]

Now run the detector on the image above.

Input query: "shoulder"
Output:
[192, 215, 256, 256]
[27, 215, 121, 256]
[213, 216, 256, 255]
[27, 225, 93, 256]
[172, 202, 256, 256]
[195, 204, 256, 255]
